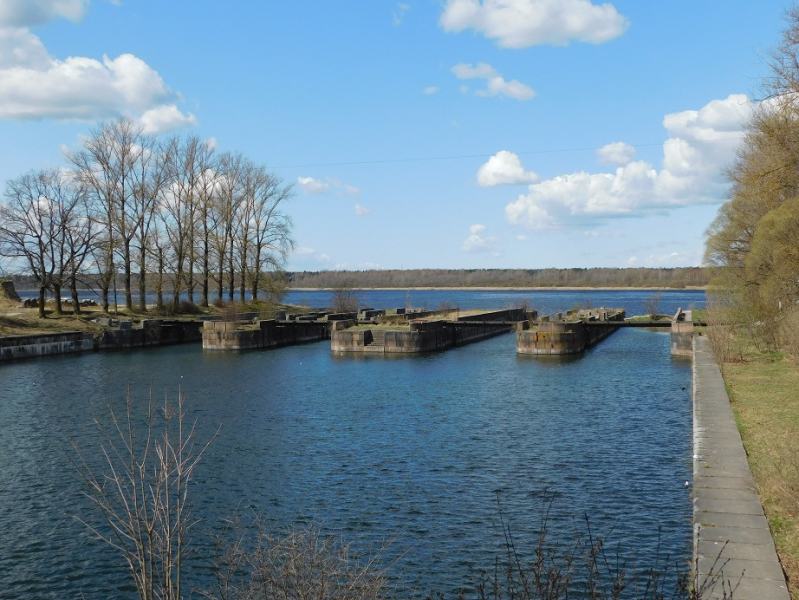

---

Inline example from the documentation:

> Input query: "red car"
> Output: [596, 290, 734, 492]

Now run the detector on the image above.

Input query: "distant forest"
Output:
[286, 268, 709, 289]
[6, 267, 708, 293]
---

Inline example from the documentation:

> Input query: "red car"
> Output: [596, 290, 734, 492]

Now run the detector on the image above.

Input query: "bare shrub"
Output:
[643, 292, 663, 320]
[207, 517, 391, 600]
[465, 496, 736, 600]
[331, 285, 359, 313]
[69, 388, 217, 600]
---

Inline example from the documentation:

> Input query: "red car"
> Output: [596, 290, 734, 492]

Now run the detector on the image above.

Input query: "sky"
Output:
[0, 0, 791, 271]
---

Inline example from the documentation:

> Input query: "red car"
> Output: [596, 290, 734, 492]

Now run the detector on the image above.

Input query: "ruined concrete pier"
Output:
[516, 308, 626, 355]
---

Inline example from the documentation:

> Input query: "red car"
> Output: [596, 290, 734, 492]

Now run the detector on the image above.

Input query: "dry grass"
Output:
[0, 308, 103, 336]
[724, 353, 799, 598]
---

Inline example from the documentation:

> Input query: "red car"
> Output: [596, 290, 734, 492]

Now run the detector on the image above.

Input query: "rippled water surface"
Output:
[0, 290, 695, 597]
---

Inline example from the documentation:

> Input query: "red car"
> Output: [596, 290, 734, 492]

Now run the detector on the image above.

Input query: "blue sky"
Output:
[0, 0, 789, 271]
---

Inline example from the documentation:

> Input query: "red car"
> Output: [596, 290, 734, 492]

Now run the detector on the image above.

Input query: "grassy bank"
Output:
[722, 351, 799, 598]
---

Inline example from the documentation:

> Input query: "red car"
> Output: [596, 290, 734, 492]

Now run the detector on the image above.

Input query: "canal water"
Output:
[0, 290, 698, 597]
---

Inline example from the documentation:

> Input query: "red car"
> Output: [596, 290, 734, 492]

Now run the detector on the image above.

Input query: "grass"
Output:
[723, 351, 799, 598]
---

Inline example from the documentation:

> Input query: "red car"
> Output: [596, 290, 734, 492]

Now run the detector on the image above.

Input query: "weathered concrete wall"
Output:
[670, 321, 694, 357]
[203, 320, 329, 351]
[1, 279, 21, 302]
[332, 320, 513, 354]
[517, 309, 625, 355]
[97, 320, 202, 350]
[0, 331, 93, 361]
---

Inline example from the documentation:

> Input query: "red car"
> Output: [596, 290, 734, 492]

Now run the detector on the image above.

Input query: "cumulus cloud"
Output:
[440, 0, 629, 48]
[423, 86, 439, 95]
[597, 141, 635, 166]
[504, 94, 754, 230]
[297, 176, 331, 194]
[0, 14, 196, 131]
[0, 0, 88, 27]
[138, 104, 197, 134]
[294, 246, 330, 263]
[297, 176, 360, 196]
[452, 62, 535, 100]
[354, 203, 371, 216]
[462, 223, 499, 252]
[477, 150, 539, 186]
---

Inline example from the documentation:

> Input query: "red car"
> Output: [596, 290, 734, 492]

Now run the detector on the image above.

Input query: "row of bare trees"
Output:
[0, 118, 293, 317]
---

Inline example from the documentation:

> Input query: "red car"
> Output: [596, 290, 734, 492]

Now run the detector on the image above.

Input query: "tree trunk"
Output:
[157, 249, 165, 310]
[53, 283, 63, 315]
[70, 277, 81, 315]
[124, 240, 133, 310]
[138, 250, 147, 313]
[38, 285, 46, 318]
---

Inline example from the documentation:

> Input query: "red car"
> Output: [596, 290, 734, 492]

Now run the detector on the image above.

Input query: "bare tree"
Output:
[0, 169, 90, 317]
[69, 118, 143, 312]
[69, 388, 216, 600]
[243, 164, 293, 302]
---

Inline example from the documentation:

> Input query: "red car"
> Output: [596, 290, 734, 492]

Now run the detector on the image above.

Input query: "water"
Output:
[0, 290, 697, 597]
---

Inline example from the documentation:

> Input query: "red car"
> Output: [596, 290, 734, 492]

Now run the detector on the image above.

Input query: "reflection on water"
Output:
[0, 292, 696, 598]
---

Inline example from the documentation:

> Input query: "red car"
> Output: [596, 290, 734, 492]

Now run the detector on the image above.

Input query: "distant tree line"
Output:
[287, 267, 709, 289]
[0, 118, 293, 317]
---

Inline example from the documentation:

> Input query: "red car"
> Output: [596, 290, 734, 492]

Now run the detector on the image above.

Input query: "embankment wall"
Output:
[331, 320, 513, 353]
[202, 320, 329, 350]
[0, 331, 93, 361]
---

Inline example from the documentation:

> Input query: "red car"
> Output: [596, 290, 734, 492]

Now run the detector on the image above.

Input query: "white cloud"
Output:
[205, 136, 218, 151]
[393, 3, 410, 25]
[0, 25, 196, 127]
[293, 246, 330, 264]
[423, 86, 439, 95]
[504, 94, 754, 230]
[452, 62, 535, 100]
[597, 141, 636, 166]
[297, 176, 360, 196]
[138, 104, 197, 135]
[627, 255, 638, 266]
[0, 0, 88, 27]
[477, 150, 539, 186]
[440, 0, 629, 48]
[354, 203, 371, 216]
[462, 223, 499, 252]
[297, 176, 331, 194]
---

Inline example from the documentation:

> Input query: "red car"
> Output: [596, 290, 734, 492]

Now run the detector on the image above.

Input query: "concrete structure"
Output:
[0, 279, 21, 302]
[671, 308, 694, 357]
[0, 331, 93, 361]
[516, 308, 625, 355]
[202, 319, 329, 350]
[692, 335, 790, 599]
[0, 319, 204, 361]
[96, 319, 202, 350]
[331, 308, 526, 354]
